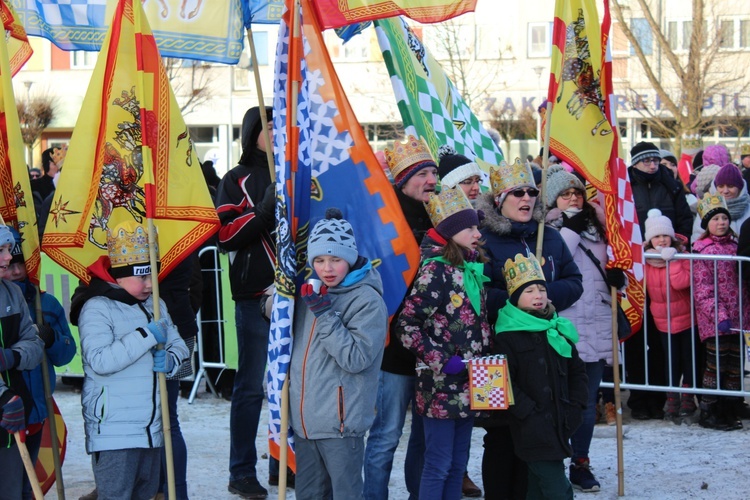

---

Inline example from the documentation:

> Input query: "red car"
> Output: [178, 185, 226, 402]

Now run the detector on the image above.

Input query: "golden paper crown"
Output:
[697, 193, 728, 222]
[384, 135, 435, 180]
[682, 134, 703, 151]
[107, 221, 158, 269]
[425, 186, 473, 228]
[503, 253, 545, 297]
[740, 144, 750, 156]
[489, 158, 535, 195]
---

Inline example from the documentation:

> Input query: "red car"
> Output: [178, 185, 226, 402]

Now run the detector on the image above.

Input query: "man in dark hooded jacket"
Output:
[216, 106, 275, 499]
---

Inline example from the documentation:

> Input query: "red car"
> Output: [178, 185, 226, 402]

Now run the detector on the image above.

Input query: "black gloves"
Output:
[38, 324, 56, 349]
[605, 268, 626, 289]
[255, 184, 276, 226]
[561, 211, 589, 234]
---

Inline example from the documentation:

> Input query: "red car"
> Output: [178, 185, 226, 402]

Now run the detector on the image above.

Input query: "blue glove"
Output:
[0, 395, 25, 433]
[152, 349, 174, 373]
[442, 355, 465, 375]
[718, 320, 732, 333]
[300, 283, 332, 317]
[146, 319, 168, 345]
[0, 348, 16, 372]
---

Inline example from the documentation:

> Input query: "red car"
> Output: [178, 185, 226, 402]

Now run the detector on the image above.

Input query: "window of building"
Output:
[527, 23, 552, 58]
[476, 25, 501, 60]
[717, 17, 750, 50]
[611, 23, 629, 55]
[234, 31, 270, 89]
[667, 18, 706, 52]
[630, 18, 653, 55]
[424, 24, 473, 61]
[71, 51, 97, 69]
[188, 126, 218, 143]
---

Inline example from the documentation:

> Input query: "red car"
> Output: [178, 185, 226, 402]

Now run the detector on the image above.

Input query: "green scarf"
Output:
[424, 256, 489, 316]
[495, 302, 579, 358]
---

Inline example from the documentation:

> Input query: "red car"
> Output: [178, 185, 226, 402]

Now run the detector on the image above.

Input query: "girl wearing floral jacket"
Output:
[396, 186, 491, 500]
[693, 194, 750, 430]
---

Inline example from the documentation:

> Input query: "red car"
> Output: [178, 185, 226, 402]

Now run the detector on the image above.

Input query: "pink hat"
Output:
[702, 145, 730, 169]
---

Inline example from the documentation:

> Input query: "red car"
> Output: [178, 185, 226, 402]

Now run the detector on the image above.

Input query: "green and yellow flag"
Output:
[0, 10, 39, 283]
[42, 0, 218, 283]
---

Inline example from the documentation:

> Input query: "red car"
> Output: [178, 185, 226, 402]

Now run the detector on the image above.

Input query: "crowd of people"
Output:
[2, 105, 750, 500]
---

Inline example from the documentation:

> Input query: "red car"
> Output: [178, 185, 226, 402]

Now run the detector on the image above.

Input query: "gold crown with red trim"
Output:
[503, 253, 545, 296]
[740, 144, 750, 156]
[489, 158, 535, 195]
[384, 135, 435, 179]
[107, 221, 158, 269]
[681, 134, 703, 151]
[425, 185, 473, 228]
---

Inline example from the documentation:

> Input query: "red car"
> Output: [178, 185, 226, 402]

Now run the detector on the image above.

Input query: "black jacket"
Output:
[380, 188, 434, 376]
[629, 165, 693, 242]
[492, 324, 588, 462]
[215, 107, 276, 300]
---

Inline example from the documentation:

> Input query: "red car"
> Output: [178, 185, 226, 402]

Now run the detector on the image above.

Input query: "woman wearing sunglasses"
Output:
[475, 158, 583, 499]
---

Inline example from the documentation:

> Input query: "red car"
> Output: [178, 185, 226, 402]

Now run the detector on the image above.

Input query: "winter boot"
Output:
[462, 472, 482, 498]
[664, 392, 680, 423]
[678, 392, 697, 419]
[719, 398, 743, 431]
[569, 458, 601, 492]
[604, 402, 617, 426]
[699, 401, 730, 431]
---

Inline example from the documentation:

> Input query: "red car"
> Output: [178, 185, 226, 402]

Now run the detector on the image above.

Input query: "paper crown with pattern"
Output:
[489, 158, 536, 195]
[425, 185, 473, 228]
[107, 221, 159, 277]
[384, 135, 435, 180]
[682, 134, 703, 152]
[697, 193, 730, 228]
[741, 144, 750, 156]
[503, 253, 546, 297]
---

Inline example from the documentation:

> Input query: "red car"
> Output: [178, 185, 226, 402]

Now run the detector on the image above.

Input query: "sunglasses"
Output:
[509, 188, 539, 198]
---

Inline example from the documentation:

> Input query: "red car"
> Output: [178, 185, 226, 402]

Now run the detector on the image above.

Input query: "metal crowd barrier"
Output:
[600, 251, 750, 400]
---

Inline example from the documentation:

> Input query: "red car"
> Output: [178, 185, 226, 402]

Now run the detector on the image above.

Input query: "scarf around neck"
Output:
[495, 301, 579, 357]
[726, 190, 749, 221]
[424, 255, 489, 316]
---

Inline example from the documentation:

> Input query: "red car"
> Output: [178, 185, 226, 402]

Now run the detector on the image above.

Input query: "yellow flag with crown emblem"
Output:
[0, 11, 39, 283]
[41, 0, 218, 283]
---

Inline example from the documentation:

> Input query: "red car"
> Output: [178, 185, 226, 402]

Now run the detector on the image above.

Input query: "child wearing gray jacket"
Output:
[289, 208, 388, 500]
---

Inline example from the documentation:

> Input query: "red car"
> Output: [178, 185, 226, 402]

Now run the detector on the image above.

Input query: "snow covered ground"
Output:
[46, 380, 750, 499]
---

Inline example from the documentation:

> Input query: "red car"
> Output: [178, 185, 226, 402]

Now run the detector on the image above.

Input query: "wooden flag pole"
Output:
[35, 288, 65, 500]
[147, 218, 175, 500]
[14, 432, 44, 500]
[246, 25, 275, 183]
[535, 100, 553, 261]
[610, 287, 625, 496]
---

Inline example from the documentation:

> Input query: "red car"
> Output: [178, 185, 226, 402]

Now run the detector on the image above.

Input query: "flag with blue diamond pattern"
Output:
[375, 16, 504, 174]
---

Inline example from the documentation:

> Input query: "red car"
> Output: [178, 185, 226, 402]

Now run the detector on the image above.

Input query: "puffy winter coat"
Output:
[289, 260, 388, 440]
[692, 234, 750, 342]
[546, 206, 613, 364]
[644, 254, 693, 335]
[629, 165, 693, 241]
[492, 319, 588, 463]
[77, 287, 188, 453]
[475, 193, 583, 323]
[17, 280, 76, 426]
[396, 230, 492, 419]
[0, 280, 43, 447]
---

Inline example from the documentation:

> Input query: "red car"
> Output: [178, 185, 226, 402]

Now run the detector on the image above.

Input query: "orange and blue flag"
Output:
[41, 0, 218, 282]
[267, 0, 420, 470]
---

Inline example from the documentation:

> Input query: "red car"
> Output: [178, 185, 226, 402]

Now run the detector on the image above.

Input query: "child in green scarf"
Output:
[493, 253, 588, 500]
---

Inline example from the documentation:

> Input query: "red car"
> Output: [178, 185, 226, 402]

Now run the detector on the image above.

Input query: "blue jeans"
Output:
[571, 360, 605, 461]
[160, 379, 189, 499]
[295, 435, 364, 500]
[419, 417, 473, 500]
[229, 298, 269, 482]
[363, 370, 424, 500]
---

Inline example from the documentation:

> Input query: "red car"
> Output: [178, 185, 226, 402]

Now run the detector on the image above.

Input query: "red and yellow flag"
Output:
[311, 0, 476, 29]
[547, 0, 613, 193]
[0, 16, 39, 283]
[42, 0, 218, 283]
[0, 0, 32, 77]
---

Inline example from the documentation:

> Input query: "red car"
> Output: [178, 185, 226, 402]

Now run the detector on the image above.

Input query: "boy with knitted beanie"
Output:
[289, 208, 388, 500]
[69, 221, 188, 499]
[0, 223, 43, 500]
[492, 253, 587, 500]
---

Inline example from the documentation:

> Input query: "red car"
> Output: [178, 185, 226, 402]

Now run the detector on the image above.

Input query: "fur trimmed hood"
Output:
[475, 192, 545, 236]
